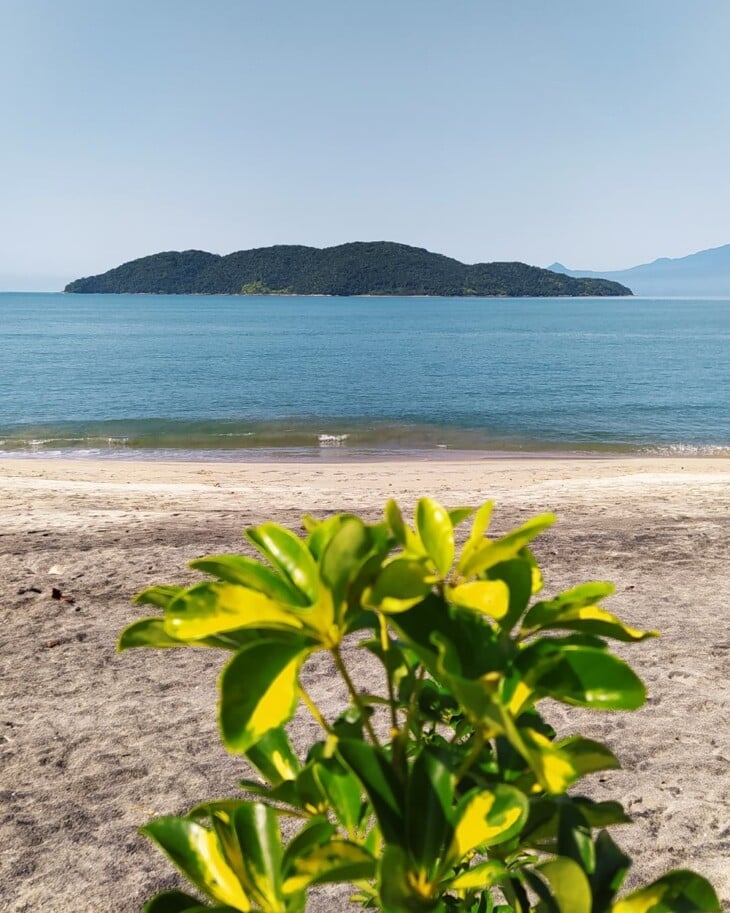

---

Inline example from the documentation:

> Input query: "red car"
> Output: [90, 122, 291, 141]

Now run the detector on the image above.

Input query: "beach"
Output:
[1, 455, 728, 912]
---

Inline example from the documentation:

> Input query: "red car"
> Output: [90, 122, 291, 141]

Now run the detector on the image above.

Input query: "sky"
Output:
[2, 0, 730, 290]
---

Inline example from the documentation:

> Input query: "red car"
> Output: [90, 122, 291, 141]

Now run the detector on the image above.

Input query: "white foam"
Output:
[318, 433, 349, 447]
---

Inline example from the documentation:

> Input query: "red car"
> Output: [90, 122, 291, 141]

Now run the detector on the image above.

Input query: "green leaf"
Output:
[591, 830, 631, 913]
[416, 497, 455, 575]
[523, 796, 631, 855]
[509, 727, 582, 795]
[385, 499, 424, 553]
[611, 870, 720, 913]
[521, 546, 544, 594]
[134, 584, 184, 609]
[118, 617, 248, 651]
[282, 817, 336, 872]
[483, 558, 533, 632]
[245, 523, 319, 603]
[377, 844, 423, 913]
[305, 513, 356, 560]
[460, 514, 556, 579]
[449, 784, 528, 861]
[457, 501, 495, 572]
[231, 803, 285, 913]
[283, 840, 376, 893]
[576, 799, 631, 829]
[448, 580, 510, 622]
[448, 860, 508, 891]
[320, 517, 373, 607]
[524, 581, 615, 621]
[337, 739, 405, 845]
[187, 799, 248, 822]
[406, 747, 454, 871]
[554, 736, 621, 777]
[529, 857, 592, 913]
[245, 727, 301, 785]
[448, 506, 474, 528]
[557, 801, 595, 873]
[364, 557, 433, 614]
[118, 618, 195, 650]
[314, 758, 364, 835]
[141, 817, 250, 911]
[390, 594, 505, 681]
[142, 891, 207, 913]
[219, 640, 309, 753]
[190, 555, 307, 606]
[522, 583, 657, 642]
[164, 583, 307, 641]
[518, 641, 646, 711]
[292, 761, 329, 815]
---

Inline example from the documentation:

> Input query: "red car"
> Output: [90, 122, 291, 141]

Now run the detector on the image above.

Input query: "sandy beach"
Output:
[1, 455, 728, 912]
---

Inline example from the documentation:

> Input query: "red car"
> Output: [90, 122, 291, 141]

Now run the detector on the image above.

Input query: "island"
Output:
[65, 242, 632, 297]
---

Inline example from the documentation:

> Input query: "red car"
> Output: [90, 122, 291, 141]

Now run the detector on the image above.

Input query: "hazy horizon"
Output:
[3, 0, 730, 290]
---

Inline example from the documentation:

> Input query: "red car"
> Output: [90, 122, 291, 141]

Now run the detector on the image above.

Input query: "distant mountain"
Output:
[548, 244, 730, 297]
[65, 242, 631, 297]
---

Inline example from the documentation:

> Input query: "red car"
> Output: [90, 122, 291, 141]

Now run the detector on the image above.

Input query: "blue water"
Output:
[1, 292, 728, 457]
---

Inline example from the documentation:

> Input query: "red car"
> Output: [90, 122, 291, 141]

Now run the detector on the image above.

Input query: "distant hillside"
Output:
[549, 243, 730, 297]
[65, 242, 631, 297]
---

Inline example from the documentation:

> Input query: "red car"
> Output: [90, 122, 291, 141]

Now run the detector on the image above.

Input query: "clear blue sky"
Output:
[2, 0, 730, 290]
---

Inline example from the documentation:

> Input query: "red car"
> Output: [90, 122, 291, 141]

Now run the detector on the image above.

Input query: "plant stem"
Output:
[298, 684, 334, 736]
[454, 730, 486, 784]
[331, 646, 382, 748]
[379, 614, 399, 737]
[393, 664, 426, 775]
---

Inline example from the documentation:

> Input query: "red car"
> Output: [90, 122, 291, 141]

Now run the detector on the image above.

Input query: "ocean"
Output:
[1, 292, 728, 459]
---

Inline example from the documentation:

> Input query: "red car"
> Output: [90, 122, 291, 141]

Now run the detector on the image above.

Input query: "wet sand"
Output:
[1, 456, 728, 911]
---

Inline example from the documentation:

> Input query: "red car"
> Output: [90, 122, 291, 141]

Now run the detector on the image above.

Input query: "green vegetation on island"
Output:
[65, 242, 632, 296]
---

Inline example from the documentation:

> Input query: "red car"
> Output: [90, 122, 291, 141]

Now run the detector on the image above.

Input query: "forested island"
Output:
[65, 242, 632, 296]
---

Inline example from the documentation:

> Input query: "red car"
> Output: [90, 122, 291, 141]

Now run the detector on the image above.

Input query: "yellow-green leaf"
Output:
[535, 857, 592, 913]
[245, 523, 319, 603]
[133, 584, 184, 609]
[448, 580, 510, 621]
[449, 784, 528, 861]
[190, 554, 306, 606]
[164, 582, 305, 640]
[457, 501, 494, 572]
[283, 840, 376, 893]
[118, 617, 237, 651]
[448, 507, 474, 528]
[363, 558, 433, 614]
[415, 497, 455, 576]
[448, 859, 508, 891]
[231, 804, 286, 913]
[523, 599, 657, 643]
[460, 513, 556, 579]
[385, 499, 424, 554]
[516, 727, 582, 795]
[612, 870, 721, 913]
[141, 817, 250, 911]
[219, 640, 309, 753]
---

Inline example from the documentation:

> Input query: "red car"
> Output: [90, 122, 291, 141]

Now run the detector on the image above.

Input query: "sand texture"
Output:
[1, 456, 728, 912]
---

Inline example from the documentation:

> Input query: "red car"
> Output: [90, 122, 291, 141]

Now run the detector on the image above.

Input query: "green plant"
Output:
[120, 499, 720, 913]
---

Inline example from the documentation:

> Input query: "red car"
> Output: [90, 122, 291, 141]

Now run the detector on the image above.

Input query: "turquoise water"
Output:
[1, 292, 728, 458]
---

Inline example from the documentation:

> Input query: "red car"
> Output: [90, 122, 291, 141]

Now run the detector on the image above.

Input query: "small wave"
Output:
[318, 433, 349, 447]
[642, 443, 730, 456]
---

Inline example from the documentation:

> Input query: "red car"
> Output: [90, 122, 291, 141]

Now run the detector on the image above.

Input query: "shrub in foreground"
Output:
[120, 499, 719, 913]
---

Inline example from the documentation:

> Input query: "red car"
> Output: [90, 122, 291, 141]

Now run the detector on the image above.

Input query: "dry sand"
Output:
[1, 455, 728, 912]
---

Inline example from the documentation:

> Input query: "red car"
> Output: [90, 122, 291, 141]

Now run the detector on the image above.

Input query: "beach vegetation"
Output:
[120, 499, 718, 913]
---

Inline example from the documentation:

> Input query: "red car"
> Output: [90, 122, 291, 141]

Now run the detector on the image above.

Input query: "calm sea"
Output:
[1, 293, 728, 459]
